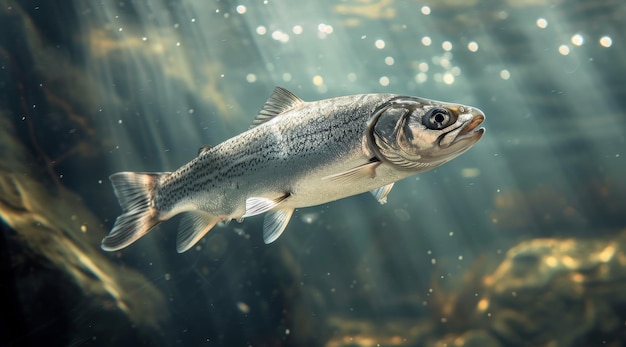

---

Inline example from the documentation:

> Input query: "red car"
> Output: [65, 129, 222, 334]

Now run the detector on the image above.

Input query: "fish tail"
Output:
[101, 172, 167, 251]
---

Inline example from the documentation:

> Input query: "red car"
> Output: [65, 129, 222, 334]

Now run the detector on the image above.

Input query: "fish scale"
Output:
[102, 87, 485, 253]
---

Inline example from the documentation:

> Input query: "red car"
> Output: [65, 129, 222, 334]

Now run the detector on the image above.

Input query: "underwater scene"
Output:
[1, 0, 625, 346]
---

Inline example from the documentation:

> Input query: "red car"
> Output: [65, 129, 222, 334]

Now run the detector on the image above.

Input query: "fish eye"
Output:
[423, 108, 452, 130]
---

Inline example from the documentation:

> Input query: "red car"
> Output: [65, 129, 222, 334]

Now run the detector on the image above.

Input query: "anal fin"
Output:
[263, 208, 295, 244]
[177, 211, 218, 253]
[370, 183, 394, 204]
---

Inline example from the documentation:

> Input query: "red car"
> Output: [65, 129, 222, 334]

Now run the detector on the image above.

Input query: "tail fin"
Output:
[101, 172, 167, 251]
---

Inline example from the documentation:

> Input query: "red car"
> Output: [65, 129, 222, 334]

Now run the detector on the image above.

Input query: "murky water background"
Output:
[1, 0, 625, 346]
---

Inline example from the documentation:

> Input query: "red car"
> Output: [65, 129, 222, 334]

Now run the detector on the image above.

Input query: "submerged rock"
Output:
[323, 231, 626, 347]
[477, 231, 626, 347]
[0, 115, 167, 345]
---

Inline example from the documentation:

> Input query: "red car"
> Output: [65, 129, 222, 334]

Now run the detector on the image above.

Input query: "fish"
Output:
[101, 87, 485, 253]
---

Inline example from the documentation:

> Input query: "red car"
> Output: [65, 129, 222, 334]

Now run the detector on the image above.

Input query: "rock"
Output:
[324, 316, 435, 347]
[477, 231, 626, 347]
[0, 113, 167, 345]
[429, 329, 502, 347]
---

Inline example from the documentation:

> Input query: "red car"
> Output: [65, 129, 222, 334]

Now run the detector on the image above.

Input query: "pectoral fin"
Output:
[263, 208, 294, 244]
[177, 211, 218, 253]
[321, 160, 381, 184]
[370, 183, 394, 204]
[243, 193, 291, 218]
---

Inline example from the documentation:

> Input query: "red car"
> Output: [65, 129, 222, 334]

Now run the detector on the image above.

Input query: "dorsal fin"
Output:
[197, 145, 212, 156]
[249, 87, 304, 129]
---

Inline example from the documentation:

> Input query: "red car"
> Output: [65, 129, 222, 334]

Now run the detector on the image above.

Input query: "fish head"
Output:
[367, 96, 485, 170]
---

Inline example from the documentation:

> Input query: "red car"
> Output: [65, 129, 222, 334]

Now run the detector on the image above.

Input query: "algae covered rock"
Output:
[477, 232, 626, 346]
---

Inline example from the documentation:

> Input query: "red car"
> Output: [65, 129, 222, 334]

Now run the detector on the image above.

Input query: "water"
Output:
[1, 1, 625, 346]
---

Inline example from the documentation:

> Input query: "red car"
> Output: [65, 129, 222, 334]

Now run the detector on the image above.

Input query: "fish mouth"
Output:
[456, 114, 485, 140]
[438, 112, 485, 151]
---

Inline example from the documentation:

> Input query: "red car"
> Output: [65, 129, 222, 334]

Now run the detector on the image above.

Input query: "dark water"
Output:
[1, 0, 625, 346]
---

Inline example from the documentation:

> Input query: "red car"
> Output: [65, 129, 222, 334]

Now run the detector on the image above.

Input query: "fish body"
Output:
[102, 87, 485, 252]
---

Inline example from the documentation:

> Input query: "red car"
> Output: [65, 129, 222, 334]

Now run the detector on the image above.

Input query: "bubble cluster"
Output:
[467, 41, 479, 52]
[500, 70, 511, 80]
[599, 36, 612, 47]
[317, 23, 333, 34]
[271, 30, 290, 43]
[536, 18, 548, 29]
[242, 5, 592, 90]
[533, 17, 613, 58]
[312, 75, 323, 86]
[571, 34, 584, 46]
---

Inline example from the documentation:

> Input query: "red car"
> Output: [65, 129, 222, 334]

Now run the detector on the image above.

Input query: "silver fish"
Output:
[102, 87, 485, 253]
